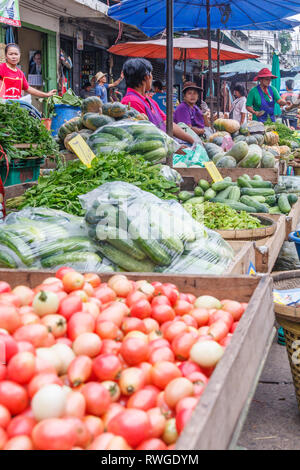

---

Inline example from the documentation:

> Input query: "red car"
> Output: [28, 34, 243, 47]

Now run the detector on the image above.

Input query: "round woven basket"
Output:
[273, 271, 300, 410]
[216, 215, 277, 241]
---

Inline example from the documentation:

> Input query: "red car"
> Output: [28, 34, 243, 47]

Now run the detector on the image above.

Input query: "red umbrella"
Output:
[109, 37, 259, 61]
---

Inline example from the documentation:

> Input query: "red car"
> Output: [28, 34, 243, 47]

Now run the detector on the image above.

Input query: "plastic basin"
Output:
[51, 104, 81, 136]
[288, 231, 300, 260]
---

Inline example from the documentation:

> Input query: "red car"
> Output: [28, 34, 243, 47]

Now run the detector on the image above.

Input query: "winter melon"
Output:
[226, 141, 248, 162]
[212, 152, 225, 164]
[216, 156, 237, 168]
[204, 143, 223, 159]
[261, 152, 276, 168]
[82, 113, 115, 130]
[246, 135, 258, 145]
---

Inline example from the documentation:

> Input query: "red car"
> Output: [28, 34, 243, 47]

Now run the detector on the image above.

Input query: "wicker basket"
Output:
[273, 271, 300, 410]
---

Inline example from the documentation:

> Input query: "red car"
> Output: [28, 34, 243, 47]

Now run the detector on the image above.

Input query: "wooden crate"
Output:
[0, 270, 273, 450]
[177, 167, 279, 186]
[254, 214, 286, 273]
[226, 241, 255, 275]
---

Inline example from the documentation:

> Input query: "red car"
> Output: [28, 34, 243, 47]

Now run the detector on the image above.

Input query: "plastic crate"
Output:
[0, 158, 44, 187]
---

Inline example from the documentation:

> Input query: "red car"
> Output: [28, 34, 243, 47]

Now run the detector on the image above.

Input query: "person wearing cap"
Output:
[121, 58, 195, 145]
[95, 71, 123, 104]
[246, 68, 287, 123]
[79, 81, 95, 99]
[173, 82, 207, 136]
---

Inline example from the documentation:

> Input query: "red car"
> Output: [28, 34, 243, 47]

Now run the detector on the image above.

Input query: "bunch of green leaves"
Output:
[0, 101, 59, 161]
[47, 89, 82, 117]
[184, 201, 263, 230]
[19, 152, 179, 215]
[265, 119, 295, 145]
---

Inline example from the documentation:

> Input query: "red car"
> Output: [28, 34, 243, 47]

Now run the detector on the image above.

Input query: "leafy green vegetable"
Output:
[16, 152, 179, 215]
[46, 89, 82, 117]
[184, 201, 263, 230]
[0, 100, 59, 161]
[265, 119, 297, 147]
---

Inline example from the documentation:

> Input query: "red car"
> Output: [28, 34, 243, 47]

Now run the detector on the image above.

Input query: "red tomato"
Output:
[0, 334, 18, 362]
[82, 302, 100, 320]
[176, 407, 194, 434]
[151, 295, 171, 308]
[65, 417, 92, 448]
[190, 308, 209, 327]
[0, 282, 11, 294]
[13, 324, 48, 348]
[207, 320, 229, 342]
[95, 320, 121, 341]
[186, 293, 196, 304]
[32, 418, 77, 450]
[143, 318, 160, 334]
[88, 432, 131, 450]
[156, 392, 174, 419]
[110, 278, 133, 298]
[83, 273, 101, 289]
[174, 300, 193, 316]
[152, 305, 175, 324]
[176, 396, 198, 415]
[137, 438, 167, 450]
[241, 302, 248, 313]
[231, 322, 239, 334]
[100, 339, 122, 356]
[62, 272, 85, 293]
[58, 295, 83, 320]
[4, 435, 33, 450]
[64, 391, 86, 419]
[0, 293, 20, 308]
[97, 302, 128, 328]
[147, 407, 166, 438]
[0, 404, 10, 429]
[68, 356, 93, 387]
[208, 310, 234, 329]
[148, 338, 170, 355]
[102, 403, 124, 429]
[81, 382, 111, 416]
[150, 361, 182, 390]
[219, 335, 232, 347]
[39, 331, 56, 348]
[181, 314, 198, 328]
[154, 285, 179, 306]
[148, 347, 175, 364]
[0, 381, 28, 415]
[130, 299, 152, 320]
[0, 427, 7, 449]
[7, 352, 36, 384]
[164, 377, 194, 409]
[127, 385, 160, 411]
[119, 367, 145, 396]
[56, 266, 75, 280]
[34, 357, 56, 375]
[121, 317, 147, 335]
[172, 332, 198, 360]
[178, 361, 202, 378]
[188, 371, 209, 397]
[20, 313, 40, 326]
[163, 321, 188, 342]
[0, 364, 6, 381]
[28, 373, 63, 399]
[107, 408, 149, 448]
[92, 354, 122, 381]
[221, 300, 244, 321]
[72, 332, 102, 358]
[126, 290, 147, 308]
[138, 362, 152, 385]
[120, 337, 149, 366]
[67, 312, 95, 341]
[16, 341, 35, 354]
[198, 326, 210, 336]
[6, 415, 36, 438]
[94, 285, 117, 304]
[0, 304, 21, 334]
[83, 415, 104, 440]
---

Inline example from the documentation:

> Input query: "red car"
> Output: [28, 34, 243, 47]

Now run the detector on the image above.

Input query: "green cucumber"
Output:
[143, 147, 167, 162]
[0, 251, 18, 269]
[214, 186, 233, 200]
[242, 174, 251, 181]
[251, 196, 266, 203]
[265, 195, 276, 206]
[252, 175, 263, 181]
[96, 243, 156, 272]
[41, 252, 102, 269]
[269, 206, 281, 214]
[184, 197, 205, 205]
[211, 181, 233, 192]
[248, 180, 272, 189]
[237, 176, 252, 188]
[198, 179, 210, 191]
[194, 186, 204, 197]
[204, 188, 217, 201]
[278, 194, 291, 214]
[37, 237, 97, 259]
[129, 140, 163, 154]
[210, 198, 256, 212]
[240, 188, 275, 197]
[0, 232, 34, 266]
[240, 196, 269, 213]
[288, 193, 298, 206]
[96, 226, 146, 261]
[178, 191, 194, 202]
[227, 186, 241, 201]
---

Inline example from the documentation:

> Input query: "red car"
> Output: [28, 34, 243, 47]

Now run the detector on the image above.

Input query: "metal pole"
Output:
[217, 28, 221, 117]
[206, 0, 213, 128]
[166, 0, 174, 156]
[201, 60, 204, 102]
[183, 48, 187, 81]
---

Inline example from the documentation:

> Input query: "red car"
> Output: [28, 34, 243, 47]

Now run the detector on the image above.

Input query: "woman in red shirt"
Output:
[0, 43, 56, 100]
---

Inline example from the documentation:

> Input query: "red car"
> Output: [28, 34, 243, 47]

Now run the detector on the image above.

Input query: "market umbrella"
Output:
[272, 51, 282, 117]
[209, 59, 274, 74]
[109, 37, 260, 61]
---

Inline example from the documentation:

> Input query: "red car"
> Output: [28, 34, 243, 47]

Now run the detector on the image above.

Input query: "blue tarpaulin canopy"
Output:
[108, 1, 300, 37]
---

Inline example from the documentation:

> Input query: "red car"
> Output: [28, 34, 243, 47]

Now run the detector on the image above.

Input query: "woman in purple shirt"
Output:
[174, 82, 205, 137]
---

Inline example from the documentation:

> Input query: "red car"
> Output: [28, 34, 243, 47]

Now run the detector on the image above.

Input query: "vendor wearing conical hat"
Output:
[246, 68, 287, 122]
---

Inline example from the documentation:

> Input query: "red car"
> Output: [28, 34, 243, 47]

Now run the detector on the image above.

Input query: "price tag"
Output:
[68, 135, 96, 168]
[247, 261, 257, 276]
[204, 162, 223, 183]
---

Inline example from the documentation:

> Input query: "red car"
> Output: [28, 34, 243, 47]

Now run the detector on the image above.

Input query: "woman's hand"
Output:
[46, 90, 57, 97]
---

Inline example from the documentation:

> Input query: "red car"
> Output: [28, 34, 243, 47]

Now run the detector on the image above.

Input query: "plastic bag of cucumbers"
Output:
[86, 120, 179, 163]
[0, 207, 114, 273]
[79, 181, 234, 274]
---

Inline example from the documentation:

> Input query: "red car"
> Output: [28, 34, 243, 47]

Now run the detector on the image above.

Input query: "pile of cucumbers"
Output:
[83, 182, 234, 275]
[178, 175, 298, 215]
